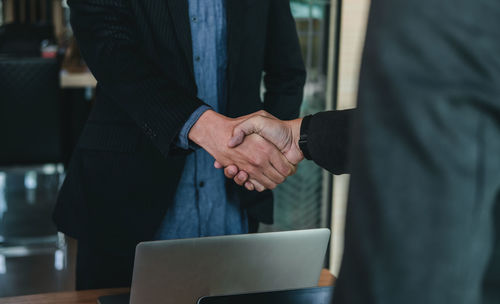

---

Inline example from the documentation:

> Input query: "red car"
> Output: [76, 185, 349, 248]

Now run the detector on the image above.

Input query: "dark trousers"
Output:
[333, 0, 500, 303]
[76, 240, 134, 290]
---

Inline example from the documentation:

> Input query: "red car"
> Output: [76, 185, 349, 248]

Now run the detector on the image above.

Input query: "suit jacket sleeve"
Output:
[307, 110, 355, 175]
[68, 0, 205, 158]
[262, 0, 306, 120]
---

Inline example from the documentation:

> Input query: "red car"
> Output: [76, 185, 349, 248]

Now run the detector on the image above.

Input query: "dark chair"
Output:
[0, 57, 62, 166]
[0, 24, 56, 57]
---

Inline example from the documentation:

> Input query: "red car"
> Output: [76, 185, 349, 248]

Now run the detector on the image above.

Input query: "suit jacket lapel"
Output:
[226, 0, 245, 98]
[166, 0, 195, 82]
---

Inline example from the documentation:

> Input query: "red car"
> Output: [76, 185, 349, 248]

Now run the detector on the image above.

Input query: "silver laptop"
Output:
[102, 229, 330, 304]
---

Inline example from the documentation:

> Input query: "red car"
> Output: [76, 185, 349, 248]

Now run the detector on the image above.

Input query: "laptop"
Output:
[98, 228, 330, 304]
[197, 286, 334, 304]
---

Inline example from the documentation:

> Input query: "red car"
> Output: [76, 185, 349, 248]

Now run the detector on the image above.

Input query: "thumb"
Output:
[228, 129, 246, 148]
[228, 117, 264, 148]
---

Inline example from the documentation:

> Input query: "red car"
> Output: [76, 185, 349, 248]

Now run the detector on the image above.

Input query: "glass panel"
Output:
[260, 0, 333, 232]
[0, 0, 4, 26]
[0, 166, 75, 297]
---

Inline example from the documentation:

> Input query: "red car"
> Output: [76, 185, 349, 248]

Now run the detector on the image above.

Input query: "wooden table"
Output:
[0, 270, 335, 304]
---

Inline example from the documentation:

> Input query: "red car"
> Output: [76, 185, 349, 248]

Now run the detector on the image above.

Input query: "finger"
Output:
[228, 116, 266, 148]
[245, 181, 255, 191]
[242, 134, 286, 186]
[234, 171, 249, 186]
[269, 148, 296, 177]
[261, 164, 286, 186]
[214, 161, 223, 169]
[258, 148, 290, 185]
[248, 178, 267, 192]
[250, 170, 278, 190]
[228, 130, 246, 148]
[223, 165, 239, 179]
[237, 110, 276, 121]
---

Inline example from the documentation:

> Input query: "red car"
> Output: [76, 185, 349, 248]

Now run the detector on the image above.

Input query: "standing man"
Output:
[222, 0, 500, 302]
[53, 0, 304, 290]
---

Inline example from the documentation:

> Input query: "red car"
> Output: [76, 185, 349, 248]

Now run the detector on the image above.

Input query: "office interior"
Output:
[0, 0, 368, 299]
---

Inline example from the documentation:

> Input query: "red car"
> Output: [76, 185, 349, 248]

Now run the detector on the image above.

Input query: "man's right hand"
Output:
[189, 110, 296, 191]
[214, 111, 304, 191]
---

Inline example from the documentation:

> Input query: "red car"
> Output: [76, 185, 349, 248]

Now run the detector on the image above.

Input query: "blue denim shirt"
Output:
[155, 0, 248, 240]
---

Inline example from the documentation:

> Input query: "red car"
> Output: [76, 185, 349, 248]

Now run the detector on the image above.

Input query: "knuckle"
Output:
[247, 166, 257, 176]
[277, 164, 290, 176]
[250, 155, 264, 167]
[248, 156, 258, 167]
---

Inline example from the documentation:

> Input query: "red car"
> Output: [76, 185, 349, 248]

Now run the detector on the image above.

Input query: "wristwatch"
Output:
[298, 115, 312, 160]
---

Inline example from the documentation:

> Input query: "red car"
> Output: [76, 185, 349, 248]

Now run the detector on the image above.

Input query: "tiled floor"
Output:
[0, 167, 76, 298]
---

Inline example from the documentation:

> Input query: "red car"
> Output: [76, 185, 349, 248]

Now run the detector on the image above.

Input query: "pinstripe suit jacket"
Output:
[53, 0, 305, 252]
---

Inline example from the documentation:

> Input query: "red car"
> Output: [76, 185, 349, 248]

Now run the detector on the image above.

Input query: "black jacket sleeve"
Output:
[68, 0, 204, 158]
[306, 109, 355, 175]
[263, 0, 306, 120]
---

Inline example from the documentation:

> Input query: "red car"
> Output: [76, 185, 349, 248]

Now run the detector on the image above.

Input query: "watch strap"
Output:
[298, 115, 313, 160]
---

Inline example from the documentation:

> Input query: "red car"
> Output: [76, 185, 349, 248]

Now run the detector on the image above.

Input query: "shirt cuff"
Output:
[175, 105, 211, 150]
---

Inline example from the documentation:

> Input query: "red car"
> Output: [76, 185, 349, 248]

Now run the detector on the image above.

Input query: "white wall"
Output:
[328, 0, 371, 277]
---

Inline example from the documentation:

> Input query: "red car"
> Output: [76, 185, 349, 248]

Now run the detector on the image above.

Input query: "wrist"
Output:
[188, 109, 219, 147]
[288, 118, 304, 159]
[188, 110, 234, 154]
[298, 115, 313, 160]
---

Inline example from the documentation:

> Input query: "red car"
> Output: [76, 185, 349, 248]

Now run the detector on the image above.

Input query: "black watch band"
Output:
[298, 115, 313, 160]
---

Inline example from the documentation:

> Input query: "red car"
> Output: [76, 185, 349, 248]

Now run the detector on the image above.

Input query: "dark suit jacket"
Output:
[307, 0, 500, 303]
[53, 0, 305, 253]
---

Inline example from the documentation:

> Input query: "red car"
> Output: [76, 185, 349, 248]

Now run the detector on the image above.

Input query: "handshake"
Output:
[188, 110, 304, 192]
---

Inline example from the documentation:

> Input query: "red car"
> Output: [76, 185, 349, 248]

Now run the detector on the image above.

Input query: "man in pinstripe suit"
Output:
[53, 0, 305, 289]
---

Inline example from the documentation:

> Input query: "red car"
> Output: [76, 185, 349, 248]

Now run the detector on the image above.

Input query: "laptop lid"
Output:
[130, 229, 330, 304]
[197, 286, 334, 304]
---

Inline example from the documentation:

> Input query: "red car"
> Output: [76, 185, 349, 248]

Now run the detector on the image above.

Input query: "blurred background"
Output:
[0, 0, 368, 297]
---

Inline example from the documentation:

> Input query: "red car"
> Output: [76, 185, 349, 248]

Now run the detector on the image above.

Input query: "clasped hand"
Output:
[188, 109, 303, 192]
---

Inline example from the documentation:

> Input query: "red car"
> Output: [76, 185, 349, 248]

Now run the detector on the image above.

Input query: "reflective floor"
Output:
[0, 167, 76, 297]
